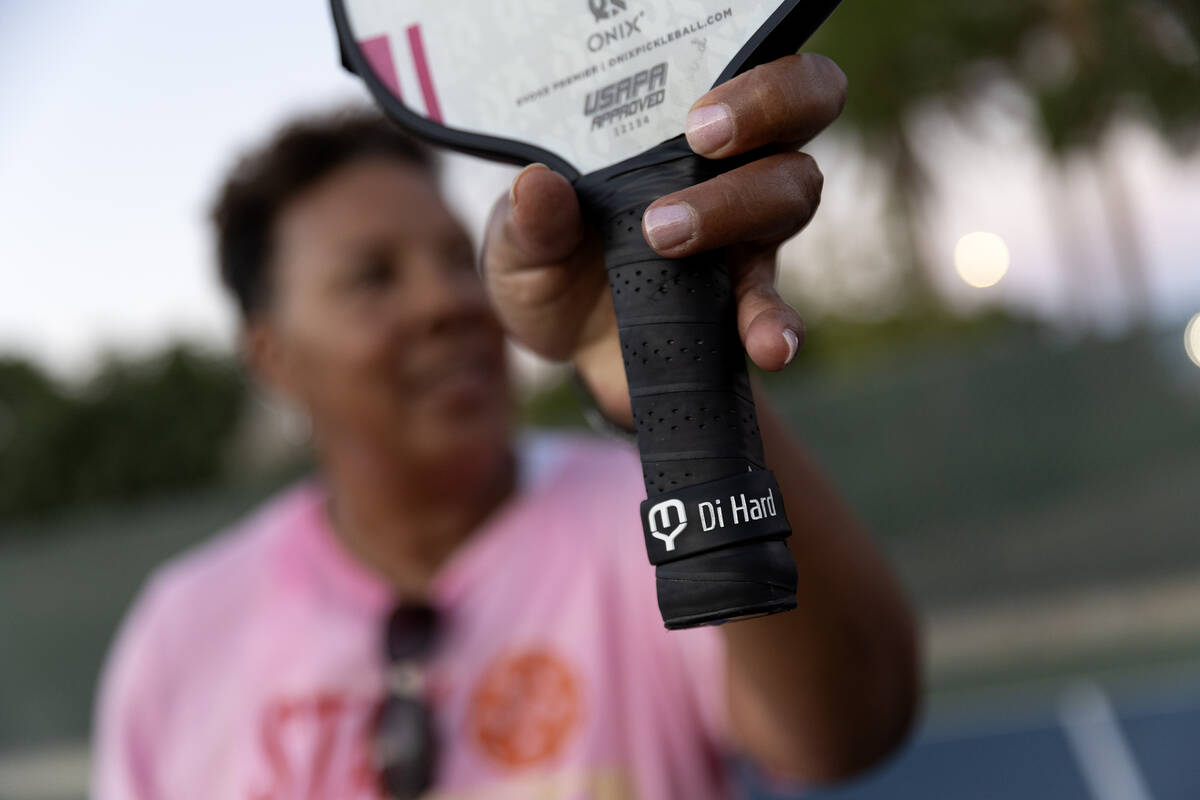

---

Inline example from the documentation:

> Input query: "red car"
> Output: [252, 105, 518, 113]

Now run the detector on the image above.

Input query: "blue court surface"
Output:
[746, 678, 1200, 800]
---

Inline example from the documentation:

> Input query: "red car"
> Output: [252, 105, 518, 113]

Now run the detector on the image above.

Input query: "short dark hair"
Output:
[211, 107, 434, 319]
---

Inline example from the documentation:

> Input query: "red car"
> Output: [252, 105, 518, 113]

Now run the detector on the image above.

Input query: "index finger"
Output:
[684, 53, 848, 159]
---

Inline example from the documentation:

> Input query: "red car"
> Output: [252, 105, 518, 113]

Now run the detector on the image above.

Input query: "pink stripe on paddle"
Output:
[358, 35, 402, 99]
[406, 24, 443, 123]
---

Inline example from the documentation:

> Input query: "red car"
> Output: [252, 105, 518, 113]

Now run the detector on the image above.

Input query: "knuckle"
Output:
[768, 54, 847, 139]
[808, 53, 849, 113]
[747, 70, 793, 139]
[702, 174, 754, 228]
[727, 54, 848, 146]
[803, 154, 825, 197]
[831, 66, 850, 114]
[745, 282, 785, 310]
[784, 153, 823, 210]
[758, 154, 822, 240]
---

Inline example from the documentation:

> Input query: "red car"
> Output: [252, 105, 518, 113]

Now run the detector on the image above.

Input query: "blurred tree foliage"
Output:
[0, 345, 246, 526]
[808, 0, 1200, 314]
[812, 0, 1198, 151]
[1028, 0, 1199, 153]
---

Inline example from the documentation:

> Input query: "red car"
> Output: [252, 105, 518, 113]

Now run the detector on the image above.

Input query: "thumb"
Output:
[487, 164, 585, 269]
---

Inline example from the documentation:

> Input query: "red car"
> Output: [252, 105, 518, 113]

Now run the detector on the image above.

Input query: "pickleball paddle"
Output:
[331, 0, 842, 629]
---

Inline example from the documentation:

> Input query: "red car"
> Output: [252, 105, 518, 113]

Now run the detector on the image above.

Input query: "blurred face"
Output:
[251, 156, 511, 471]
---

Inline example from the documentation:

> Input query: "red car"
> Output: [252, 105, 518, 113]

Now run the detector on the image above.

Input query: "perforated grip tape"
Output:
[574, 137, 798, 630]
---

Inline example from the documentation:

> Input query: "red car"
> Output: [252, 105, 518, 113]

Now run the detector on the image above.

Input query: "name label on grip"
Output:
[641, 472, 789, 566]
[697, 489, 778, 532]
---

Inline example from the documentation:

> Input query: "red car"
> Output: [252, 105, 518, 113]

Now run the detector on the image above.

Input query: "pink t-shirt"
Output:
[93, 432, 733, 800]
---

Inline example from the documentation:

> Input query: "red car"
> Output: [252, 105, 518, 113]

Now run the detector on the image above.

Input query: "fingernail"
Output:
[510, 163, 548, 208]
[782, 329, 799, 366]
[643, 203, 695, 250]
[685, 104, 733, 154]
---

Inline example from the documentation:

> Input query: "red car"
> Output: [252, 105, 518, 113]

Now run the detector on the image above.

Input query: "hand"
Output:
[481, 53, 848, 425]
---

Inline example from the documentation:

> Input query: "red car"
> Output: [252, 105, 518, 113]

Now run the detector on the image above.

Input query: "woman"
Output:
[93, 53, 918, 799]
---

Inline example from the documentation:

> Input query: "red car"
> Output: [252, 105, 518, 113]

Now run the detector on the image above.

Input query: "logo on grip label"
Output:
[646, 498, 687, 551]
[645, 487, 781, 559]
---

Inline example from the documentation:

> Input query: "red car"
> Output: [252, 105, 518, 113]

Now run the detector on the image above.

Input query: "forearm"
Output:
[720, 379, 921, 782]
[574, 349, 921, 777]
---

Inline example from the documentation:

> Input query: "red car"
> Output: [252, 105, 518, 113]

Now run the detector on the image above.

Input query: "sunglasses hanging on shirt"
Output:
[372, 603, 440, 800]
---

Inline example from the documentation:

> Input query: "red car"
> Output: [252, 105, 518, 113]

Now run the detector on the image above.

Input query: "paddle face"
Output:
[333, 0, 841, 179]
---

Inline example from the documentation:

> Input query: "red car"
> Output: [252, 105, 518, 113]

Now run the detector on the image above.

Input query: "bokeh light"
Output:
[1186, 313, 1200, 368]
[954, 231, 1011, 289]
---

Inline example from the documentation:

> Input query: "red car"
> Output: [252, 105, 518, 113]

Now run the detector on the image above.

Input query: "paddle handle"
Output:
[574, 136, 797, 629]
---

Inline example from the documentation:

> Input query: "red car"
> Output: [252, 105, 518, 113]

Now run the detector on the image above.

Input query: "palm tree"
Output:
[807, 0, 1200, 324]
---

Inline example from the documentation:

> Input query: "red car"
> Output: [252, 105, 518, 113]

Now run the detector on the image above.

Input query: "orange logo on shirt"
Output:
[467, 648, 583, 769]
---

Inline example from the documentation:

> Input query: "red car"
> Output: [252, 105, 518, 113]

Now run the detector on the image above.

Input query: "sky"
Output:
[2, 0, 1198, 379]
[0, 0, 522, 378]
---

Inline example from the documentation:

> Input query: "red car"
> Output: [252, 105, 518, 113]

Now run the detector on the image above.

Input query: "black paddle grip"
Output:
[574, 136, 798, 629]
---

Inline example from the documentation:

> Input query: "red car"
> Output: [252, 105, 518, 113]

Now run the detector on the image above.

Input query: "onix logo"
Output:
[588, 0, 627, 22]
[647, 498, 687, 552]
